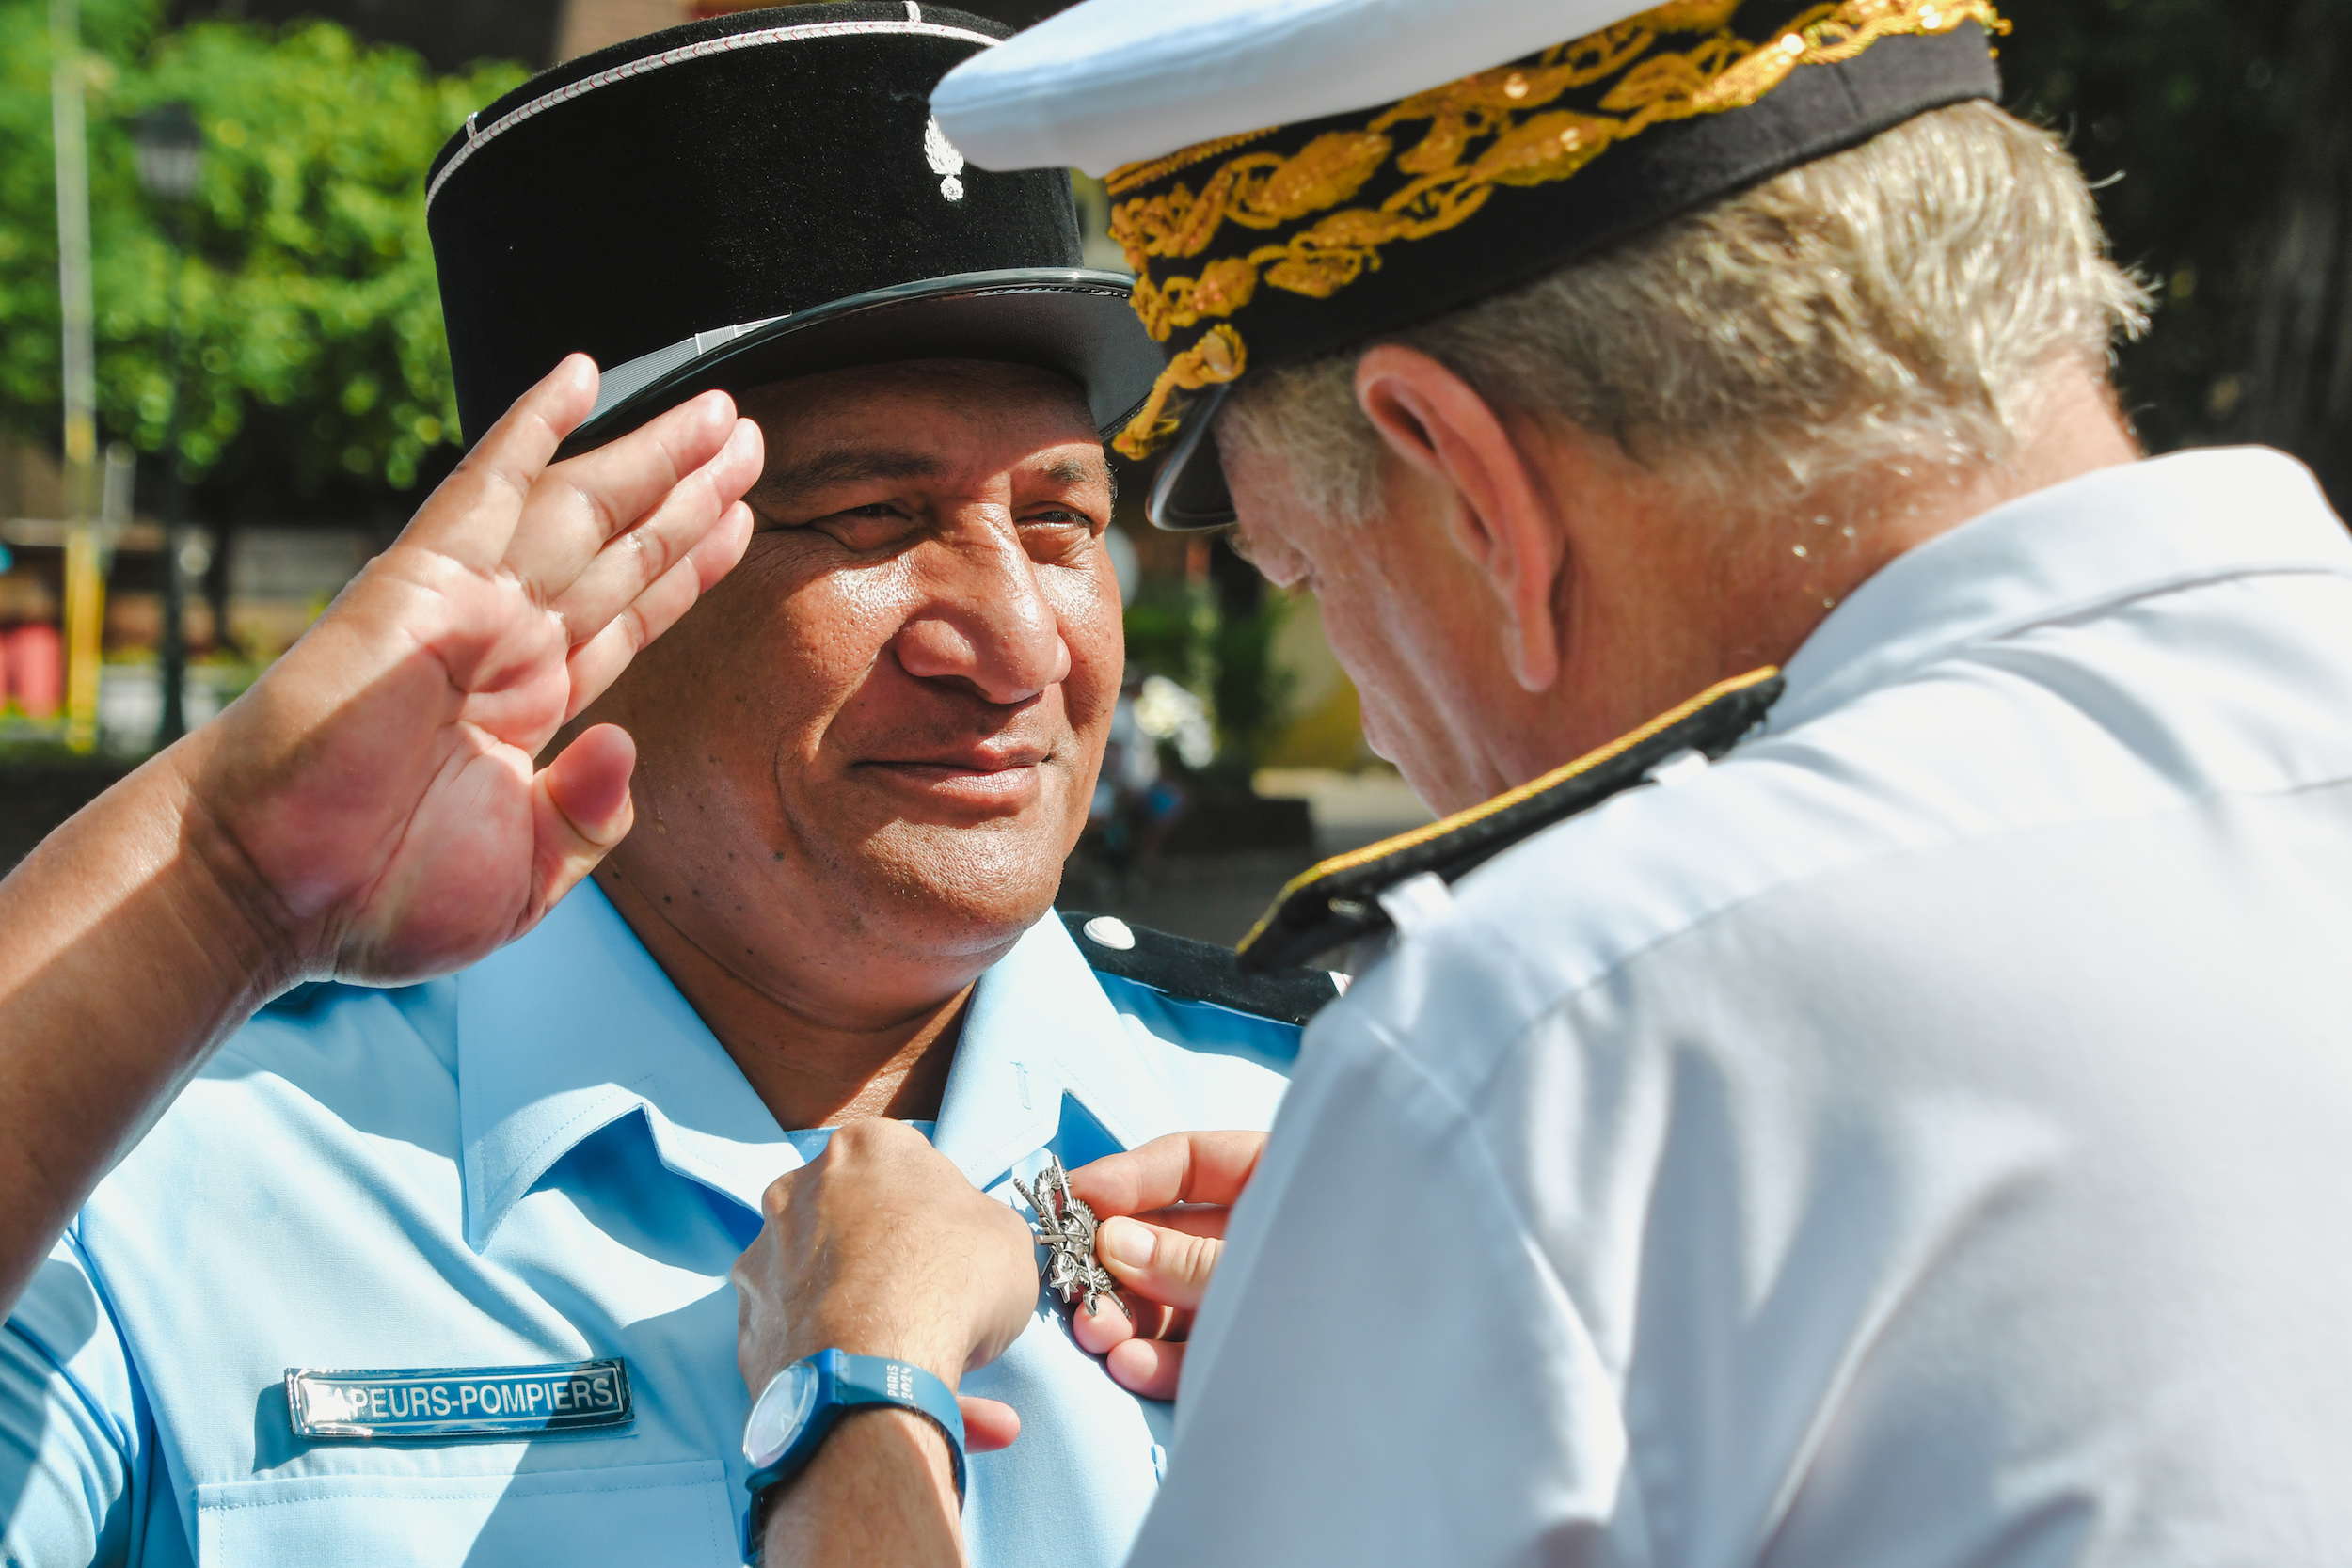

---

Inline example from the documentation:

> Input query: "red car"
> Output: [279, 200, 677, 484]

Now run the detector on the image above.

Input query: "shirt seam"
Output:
[1094, 973, 1310, 1046]
[23, 1227, 142, 1472]
[0, 1319, 135, 1478]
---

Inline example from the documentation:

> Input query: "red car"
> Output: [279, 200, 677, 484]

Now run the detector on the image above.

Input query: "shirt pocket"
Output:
[191, 1457, 739, 1566]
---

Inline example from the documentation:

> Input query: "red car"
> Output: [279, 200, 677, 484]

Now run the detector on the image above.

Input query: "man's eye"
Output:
[815, 504, 921, 550]
[1023, 508, 1100, 531]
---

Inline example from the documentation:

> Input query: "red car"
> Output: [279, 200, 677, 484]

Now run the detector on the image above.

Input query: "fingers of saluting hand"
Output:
[490, 379, 749, 592]
[559, 490, 755, 720]
[538, 399, 760, 648]
[392, 361, 761, 681]
[399, 355, 599, 571]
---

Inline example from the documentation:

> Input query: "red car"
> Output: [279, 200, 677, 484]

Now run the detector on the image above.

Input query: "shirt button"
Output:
[1084, 916, 1137, 951]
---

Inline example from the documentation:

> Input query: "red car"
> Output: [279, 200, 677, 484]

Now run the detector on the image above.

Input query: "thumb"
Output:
[531, 722, 637, 911]
[1096, 1216, 1221, 1312]
[958, 1395, 1021, 1455]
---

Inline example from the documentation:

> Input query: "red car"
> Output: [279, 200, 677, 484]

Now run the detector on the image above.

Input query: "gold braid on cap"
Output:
[1108, 0, 2008, 461]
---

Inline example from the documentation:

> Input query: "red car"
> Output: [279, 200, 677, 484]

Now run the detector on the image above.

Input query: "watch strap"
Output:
[741, 1351, 966, 1560]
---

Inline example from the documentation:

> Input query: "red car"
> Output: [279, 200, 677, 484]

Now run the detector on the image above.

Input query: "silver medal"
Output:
[1013, 1153, 1120, 1320]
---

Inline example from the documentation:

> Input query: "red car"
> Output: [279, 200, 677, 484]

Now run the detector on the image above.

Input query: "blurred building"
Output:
[0, 435, 377, 740]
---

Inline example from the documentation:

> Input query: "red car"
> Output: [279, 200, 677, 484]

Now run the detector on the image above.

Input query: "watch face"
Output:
[744, 1359, 819, 1468]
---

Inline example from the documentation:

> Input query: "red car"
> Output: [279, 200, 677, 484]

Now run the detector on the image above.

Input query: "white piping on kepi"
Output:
[427, 19, 996, 210]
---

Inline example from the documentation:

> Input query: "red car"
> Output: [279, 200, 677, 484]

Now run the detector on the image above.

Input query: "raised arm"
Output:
[0, 356, 761, 1313]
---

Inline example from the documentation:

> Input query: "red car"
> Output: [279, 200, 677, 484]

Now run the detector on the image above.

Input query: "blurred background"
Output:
[2, 0, 2348, 941]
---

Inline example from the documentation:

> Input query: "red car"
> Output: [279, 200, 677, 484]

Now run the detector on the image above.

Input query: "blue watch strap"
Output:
[740, 1351, 966, 1559]
[828, 1353, 967, 1495]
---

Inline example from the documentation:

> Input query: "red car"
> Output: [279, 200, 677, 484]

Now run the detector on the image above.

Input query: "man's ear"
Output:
[1354, 346, 1564, 693]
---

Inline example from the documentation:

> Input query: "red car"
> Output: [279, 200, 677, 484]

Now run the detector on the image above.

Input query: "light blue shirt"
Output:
[2, 888, 1298, 1566]
[1137, 449, 2352, 1565]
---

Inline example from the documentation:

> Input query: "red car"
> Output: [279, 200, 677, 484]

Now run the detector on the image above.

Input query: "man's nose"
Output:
[893, 530, 1073, 705]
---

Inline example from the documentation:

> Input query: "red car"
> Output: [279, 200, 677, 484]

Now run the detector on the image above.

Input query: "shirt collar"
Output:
[456, 881, 792, 1248]
[1772, 448, 2352, 733]
[456, 883, 1180, 1246]
[934, 911, 1187, 1188]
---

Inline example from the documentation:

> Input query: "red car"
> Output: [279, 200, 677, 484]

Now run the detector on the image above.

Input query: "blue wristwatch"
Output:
[739, 1349, 966, 1558]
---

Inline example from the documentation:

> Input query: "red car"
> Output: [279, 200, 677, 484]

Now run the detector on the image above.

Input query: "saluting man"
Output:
[723, 0, 2352, 1562]
[0, 6, 1347, 1565]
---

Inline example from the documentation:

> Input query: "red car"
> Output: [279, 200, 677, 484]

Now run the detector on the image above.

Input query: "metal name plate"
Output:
[286, 1359, 632, 1441]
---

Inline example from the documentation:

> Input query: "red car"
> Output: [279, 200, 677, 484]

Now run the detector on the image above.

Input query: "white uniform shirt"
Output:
[1132, 449, 2352, 1567]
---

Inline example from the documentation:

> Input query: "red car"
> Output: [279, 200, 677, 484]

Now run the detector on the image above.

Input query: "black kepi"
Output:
[426, 2, 1160, 451]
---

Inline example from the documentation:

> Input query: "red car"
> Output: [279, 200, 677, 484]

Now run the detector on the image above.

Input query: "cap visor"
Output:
[1146, 383, 1237, 531]
[556, 269, 1158, 458]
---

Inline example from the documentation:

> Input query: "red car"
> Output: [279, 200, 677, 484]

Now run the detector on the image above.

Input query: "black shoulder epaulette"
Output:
[1062, 911, 1343, 1027]
[1235, 667, 1785, 973]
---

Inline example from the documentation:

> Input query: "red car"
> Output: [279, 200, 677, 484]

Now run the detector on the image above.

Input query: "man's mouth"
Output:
[857, 743, 1051, 805]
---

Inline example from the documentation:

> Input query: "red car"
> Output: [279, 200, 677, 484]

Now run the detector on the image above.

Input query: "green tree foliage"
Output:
[0, 0, 523, 496]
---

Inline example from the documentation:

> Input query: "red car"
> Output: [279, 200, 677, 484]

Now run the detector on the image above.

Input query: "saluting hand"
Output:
[1067, 1131, 1264, 1401]
[0, 356, 759, 1318]
[189, 356, 760, 983]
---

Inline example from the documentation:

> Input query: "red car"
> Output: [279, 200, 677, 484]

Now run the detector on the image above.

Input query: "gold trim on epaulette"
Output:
[1236, 666, 1782, 956]
[1108, 0, 2007, 461]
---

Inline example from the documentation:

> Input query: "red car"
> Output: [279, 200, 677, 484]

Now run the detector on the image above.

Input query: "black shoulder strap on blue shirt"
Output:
[1062, 911, 1342, 1027]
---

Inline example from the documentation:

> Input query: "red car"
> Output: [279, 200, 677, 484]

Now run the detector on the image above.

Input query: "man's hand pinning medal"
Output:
[1058, 1132, 1263, 1401]
[1015, 1155, 1122, 1321]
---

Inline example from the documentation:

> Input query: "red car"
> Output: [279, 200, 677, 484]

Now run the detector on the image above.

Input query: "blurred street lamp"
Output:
[134, 100, 202, 745]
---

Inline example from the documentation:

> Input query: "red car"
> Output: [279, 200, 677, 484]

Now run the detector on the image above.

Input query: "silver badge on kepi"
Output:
[286, 1359, 632, 1441]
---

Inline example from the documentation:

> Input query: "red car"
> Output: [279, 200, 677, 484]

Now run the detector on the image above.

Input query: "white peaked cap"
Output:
[931, 0, 1660, 177]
